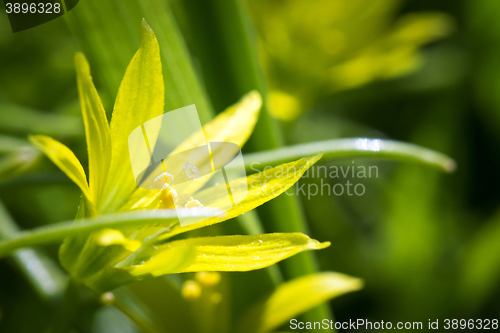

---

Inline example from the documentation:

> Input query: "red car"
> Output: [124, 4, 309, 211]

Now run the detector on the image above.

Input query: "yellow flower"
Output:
[29, 20, 329, 293]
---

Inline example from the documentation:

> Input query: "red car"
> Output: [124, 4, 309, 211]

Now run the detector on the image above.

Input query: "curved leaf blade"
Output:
[243, 138, 456, 173]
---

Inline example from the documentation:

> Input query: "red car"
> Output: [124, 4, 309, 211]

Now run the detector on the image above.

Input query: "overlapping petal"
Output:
[158, 153, 323, 239]
[100, 19, 165, 213]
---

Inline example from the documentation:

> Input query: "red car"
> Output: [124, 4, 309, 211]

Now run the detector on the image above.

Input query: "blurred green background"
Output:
[1, 0, 499, 332]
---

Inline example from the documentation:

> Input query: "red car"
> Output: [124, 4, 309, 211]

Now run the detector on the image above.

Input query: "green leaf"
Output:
[158, 153, 323, 239]
[0, 208, 221, 258]
[29, 135, 94, 209]
[238, 272, 363, 333]
[242, 138, 456, 173]
[100, 19, 165, 213]
[75, 53, 112, 204]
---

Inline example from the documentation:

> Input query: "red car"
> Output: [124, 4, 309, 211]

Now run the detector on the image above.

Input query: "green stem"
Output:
[0, 208, 219, 258]
[242, 138, 456, 173]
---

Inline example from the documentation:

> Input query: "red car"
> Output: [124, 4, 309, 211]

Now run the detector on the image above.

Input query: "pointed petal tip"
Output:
[141, 18, 154, 36]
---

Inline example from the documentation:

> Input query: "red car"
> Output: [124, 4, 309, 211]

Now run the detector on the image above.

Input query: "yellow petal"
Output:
[75, 53, 111, 204]
[100, 20, 165, 213]
[82, 231, 328, 293]
[160, 153, 322, 239]
[132, 233, 328, 275]
[239, 272, 363, 333]
[29, 135, 94, 211]
[173, 91, 262, 153]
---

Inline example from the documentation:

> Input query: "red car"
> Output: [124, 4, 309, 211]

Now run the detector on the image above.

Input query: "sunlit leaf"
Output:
[238, 272, 363, 333]
[29, 135, 94, 210]
[75, 53, 112, 204]
[100, 19, 165, 213]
